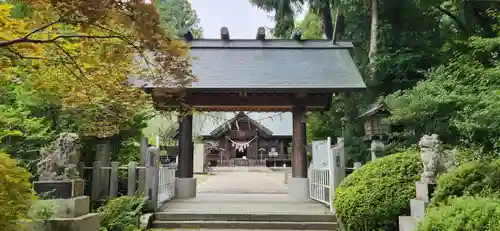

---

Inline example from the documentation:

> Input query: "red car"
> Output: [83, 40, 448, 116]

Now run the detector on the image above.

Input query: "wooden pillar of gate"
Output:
[290, 105, 309, 198]
[292, 106, 307, 178]
[176, 113, 197, 199]
[178, 114, 193, 178]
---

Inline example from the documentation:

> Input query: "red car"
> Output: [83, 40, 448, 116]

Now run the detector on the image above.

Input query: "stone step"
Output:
[151, 220, 337, 230]
[154, 213, 336, 223]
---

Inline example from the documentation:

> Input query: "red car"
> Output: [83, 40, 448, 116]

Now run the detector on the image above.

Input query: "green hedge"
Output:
[418, 196, 500, 231]
[431, 158, 500, 206]
[334, 150, 421, 231]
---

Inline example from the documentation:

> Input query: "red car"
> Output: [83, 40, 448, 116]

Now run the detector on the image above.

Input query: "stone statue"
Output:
[418, 134, 443, 184]
[418, 134, 459, 184]
[418, 134, 440, 183]
[37, 133, 81, 181]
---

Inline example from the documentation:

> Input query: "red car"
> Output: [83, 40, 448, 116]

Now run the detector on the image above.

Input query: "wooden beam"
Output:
[155, 105, 326, 112]
[152, 93, 329, 107]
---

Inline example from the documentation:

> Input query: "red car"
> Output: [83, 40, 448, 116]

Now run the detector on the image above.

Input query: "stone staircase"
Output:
[149, 212, 338, 230]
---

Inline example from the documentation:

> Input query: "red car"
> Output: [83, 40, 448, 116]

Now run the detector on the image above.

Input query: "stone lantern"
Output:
[359, 101, 391, 161]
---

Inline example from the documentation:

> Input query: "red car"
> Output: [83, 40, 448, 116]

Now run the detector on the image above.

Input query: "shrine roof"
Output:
[193, 112, 292, 137]
[131, 39, 365, 91]
[358, 100, 391, 118]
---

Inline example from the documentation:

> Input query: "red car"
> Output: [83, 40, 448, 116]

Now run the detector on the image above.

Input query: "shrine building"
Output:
[175, 111, 293, 167]
[131, 27, 365, 200]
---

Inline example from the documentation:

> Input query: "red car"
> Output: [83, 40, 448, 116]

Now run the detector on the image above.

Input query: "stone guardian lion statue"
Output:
[37, 133, 81, 181]
[418, 134, 458, 184]
[418, 134, 442, 184]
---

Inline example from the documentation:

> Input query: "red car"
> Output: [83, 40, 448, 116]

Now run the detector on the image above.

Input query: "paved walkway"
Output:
[198, 170, 287, 194]
[161, 168, 329, 215]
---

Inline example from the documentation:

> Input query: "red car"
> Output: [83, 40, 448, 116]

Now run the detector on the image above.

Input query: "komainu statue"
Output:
[37, 133, 81, 181]
[418, 134, 442, 184]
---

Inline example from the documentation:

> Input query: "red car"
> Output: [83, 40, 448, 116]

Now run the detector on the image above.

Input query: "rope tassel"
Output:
[228, 136, 258, 152]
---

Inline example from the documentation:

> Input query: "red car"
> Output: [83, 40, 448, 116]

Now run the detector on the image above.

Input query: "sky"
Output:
[191, 0, 307, 39]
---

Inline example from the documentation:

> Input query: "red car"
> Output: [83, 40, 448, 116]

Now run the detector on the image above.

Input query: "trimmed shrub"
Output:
[418, 196, 500, 231]
[334, 150, 421, 231]
[431, 158, 500, 206]
[0, 152, 35, 231]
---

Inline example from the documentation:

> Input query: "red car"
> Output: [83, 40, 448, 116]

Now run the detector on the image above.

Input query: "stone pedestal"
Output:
[289, 177, 309, 199]
[410, 199, 429, 220]
[398, 216, 418, 231]
[176, 178, 197, 199]
[398, 181, 435, 231]
[31, 196, 90, 218]
[416, 182, 436, 202]
[26, 213, 101, 231]
[26, 196, 101, 231]
[34, 179, 84, 199]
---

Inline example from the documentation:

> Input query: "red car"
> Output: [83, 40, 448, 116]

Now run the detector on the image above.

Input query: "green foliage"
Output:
[0, 82, 54, 158]
[334, 150, 421, 231]
[418, 196, 500, 231]
[27, 200, 57, 220]
[248, 0, 299, 38]
[156, 0, 203, 38]
[389, 36, 500, 152]
[307, 93, 369, 164]
[431, 158, 500, 206]
[115, 137, 140, 164]
[97, 196, 147, 231]
[0, 152, 35, 231]
[296, 12, 323, 39]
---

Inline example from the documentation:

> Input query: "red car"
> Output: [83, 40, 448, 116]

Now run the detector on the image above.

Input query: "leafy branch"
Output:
[0, 34, 123, 47]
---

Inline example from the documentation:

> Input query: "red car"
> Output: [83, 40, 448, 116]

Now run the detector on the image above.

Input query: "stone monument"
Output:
[399, 134, 457, 231]
[30, 133, 101, 231]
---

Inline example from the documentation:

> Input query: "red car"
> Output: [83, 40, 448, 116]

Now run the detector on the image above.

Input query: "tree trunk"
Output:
[368, 0, 379, 78]
[321, 3, 334, 40]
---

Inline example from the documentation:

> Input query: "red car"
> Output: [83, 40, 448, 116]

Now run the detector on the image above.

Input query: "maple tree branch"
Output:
[51, 41, 88, 80]
[0, 19, 63, 47]
[3, 47, 46, 60]
[0, 35, 123, 47]
[89, 23, 157, 78]
[58, 60, 128, 122]
[25, 19, 62, 38]
[59, 58, 86, 83]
